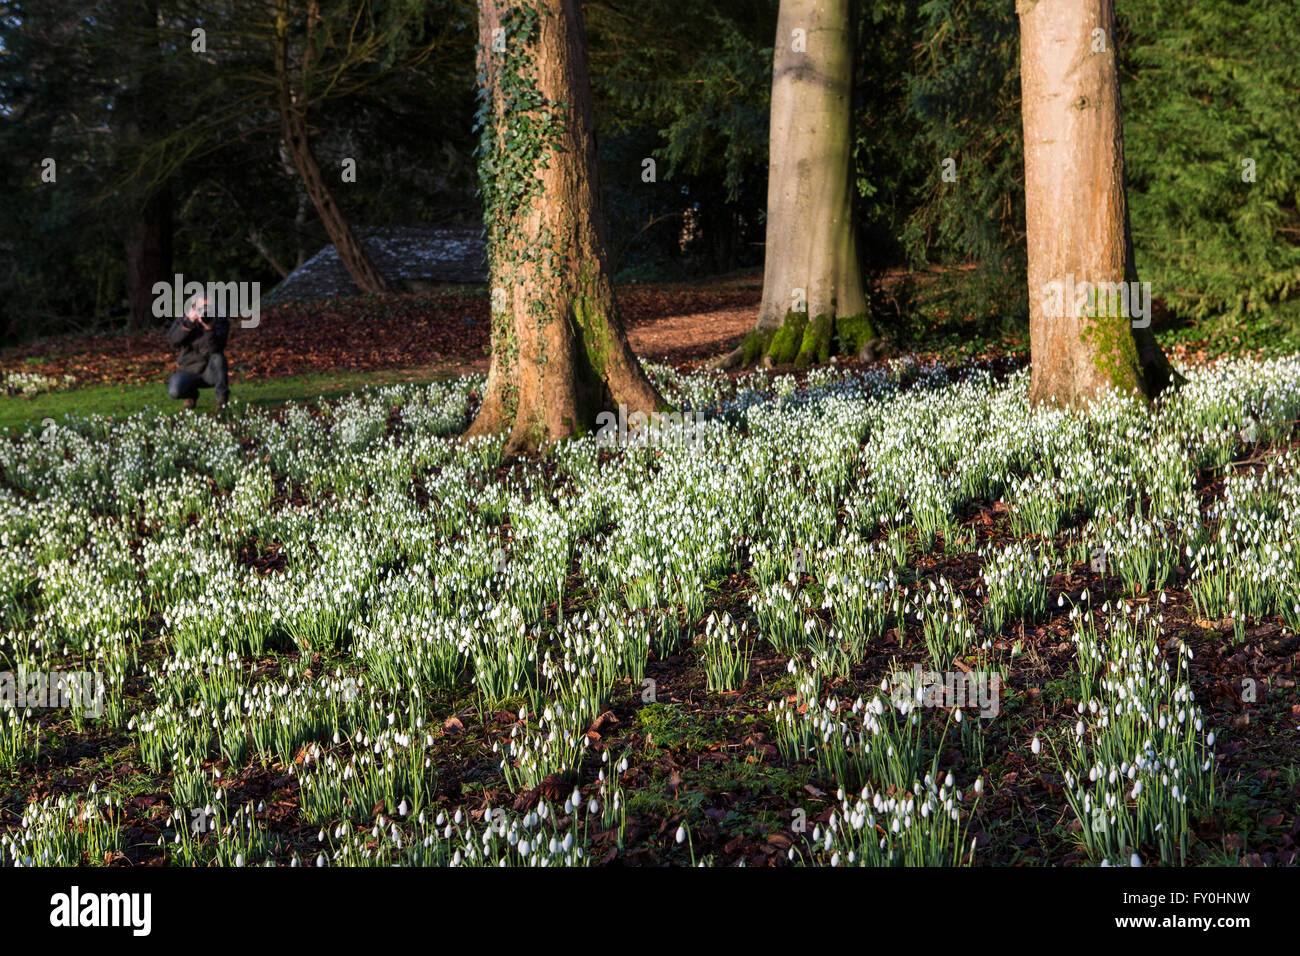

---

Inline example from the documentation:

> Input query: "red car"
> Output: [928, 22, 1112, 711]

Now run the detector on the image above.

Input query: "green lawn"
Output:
[0, 366, 463, 436]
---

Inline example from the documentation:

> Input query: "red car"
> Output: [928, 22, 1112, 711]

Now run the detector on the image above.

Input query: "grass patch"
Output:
[0, 366, 462, 435]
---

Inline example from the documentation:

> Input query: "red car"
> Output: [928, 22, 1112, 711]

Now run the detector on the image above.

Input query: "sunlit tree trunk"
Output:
[1018, 0, 1178, 406]
[466, 0, 663, 457]
[733, 0, 874, 368]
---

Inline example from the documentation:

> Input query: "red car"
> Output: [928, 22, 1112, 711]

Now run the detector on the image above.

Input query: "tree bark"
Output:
[275, 0, 389, 294]
[466, 0, 663, 457]
[124, 180, 172, 330]
[1018, 0, 1179, 407]
[739, 0, 874, 367]
[121, 0, 173, 331]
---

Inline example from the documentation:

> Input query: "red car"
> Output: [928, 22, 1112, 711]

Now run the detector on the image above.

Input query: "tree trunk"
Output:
[274, 0, 389, 294]
[121, 0, 173, 331]
[1018, 0, 1179, 407]
[466, 0, 664, 457]
[738, 0, 874, 368]
[124, 180, 172, 331]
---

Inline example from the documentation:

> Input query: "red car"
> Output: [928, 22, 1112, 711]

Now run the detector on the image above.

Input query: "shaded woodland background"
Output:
[2, 0, 1297, 351]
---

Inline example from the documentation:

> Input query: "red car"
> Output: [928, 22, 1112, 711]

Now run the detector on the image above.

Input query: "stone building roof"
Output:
[268, 226, 488, 300]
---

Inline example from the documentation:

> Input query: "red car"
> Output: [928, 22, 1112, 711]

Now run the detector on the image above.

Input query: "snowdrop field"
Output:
[2, 355, 1297, 867]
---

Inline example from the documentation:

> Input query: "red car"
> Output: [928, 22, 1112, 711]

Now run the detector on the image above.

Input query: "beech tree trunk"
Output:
[1018, 0, 1178, 407]
[737, 0, 874, 367]
[275, 0, 389, 294]
[465, 0, 663, 457]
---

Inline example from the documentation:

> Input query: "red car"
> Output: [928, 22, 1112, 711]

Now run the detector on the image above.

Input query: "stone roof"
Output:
[268, 226, 488, 301]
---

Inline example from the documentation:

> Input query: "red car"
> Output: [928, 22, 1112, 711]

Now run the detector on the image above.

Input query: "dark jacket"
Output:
[168, 314, 229, 374]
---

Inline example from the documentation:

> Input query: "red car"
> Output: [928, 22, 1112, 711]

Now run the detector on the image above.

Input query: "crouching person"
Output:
[167, 297, 230, 410]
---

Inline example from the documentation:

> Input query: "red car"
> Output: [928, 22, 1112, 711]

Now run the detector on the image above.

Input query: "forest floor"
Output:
[0, 278, 764, 433]
[0, 280, 766, 390]
[0, 268, 1051, 433]
[3, 267, 1222, 434]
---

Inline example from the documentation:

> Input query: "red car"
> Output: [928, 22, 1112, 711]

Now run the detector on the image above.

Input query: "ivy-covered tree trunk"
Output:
[465, 0, 663, 457]
[1018, 0, 1178, 407]
[735, 0, 875, 368]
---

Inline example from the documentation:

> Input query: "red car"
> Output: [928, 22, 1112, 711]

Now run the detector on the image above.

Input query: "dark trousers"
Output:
[168, 353, 228, 403]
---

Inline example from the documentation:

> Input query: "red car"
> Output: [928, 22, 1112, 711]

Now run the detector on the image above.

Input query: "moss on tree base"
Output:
[741, 327, 777, 365]
[794, 313, 833, 366]
[767, 311, 808, 364]
[833, 313, 877, 358]
[745, 310, 878, 367]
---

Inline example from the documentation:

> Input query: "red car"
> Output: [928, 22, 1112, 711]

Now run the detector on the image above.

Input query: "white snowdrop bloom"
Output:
[675, 827, 687, 845]
[1031, 736, 1041, 755]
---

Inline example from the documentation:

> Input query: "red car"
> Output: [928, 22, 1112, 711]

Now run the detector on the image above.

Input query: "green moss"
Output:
[635, 703, 710, 752]
[572, 266, 610, 382]
[767, 311, 808, 365]
[795, 313, 833, 367]
[1081, 300, 1142, 393]
[833, 312, 877, 357]
[741, 327, 776, 364]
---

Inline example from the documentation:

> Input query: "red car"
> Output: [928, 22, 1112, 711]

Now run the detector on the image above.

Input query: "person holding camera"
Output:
[166, 296, 230, 410]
